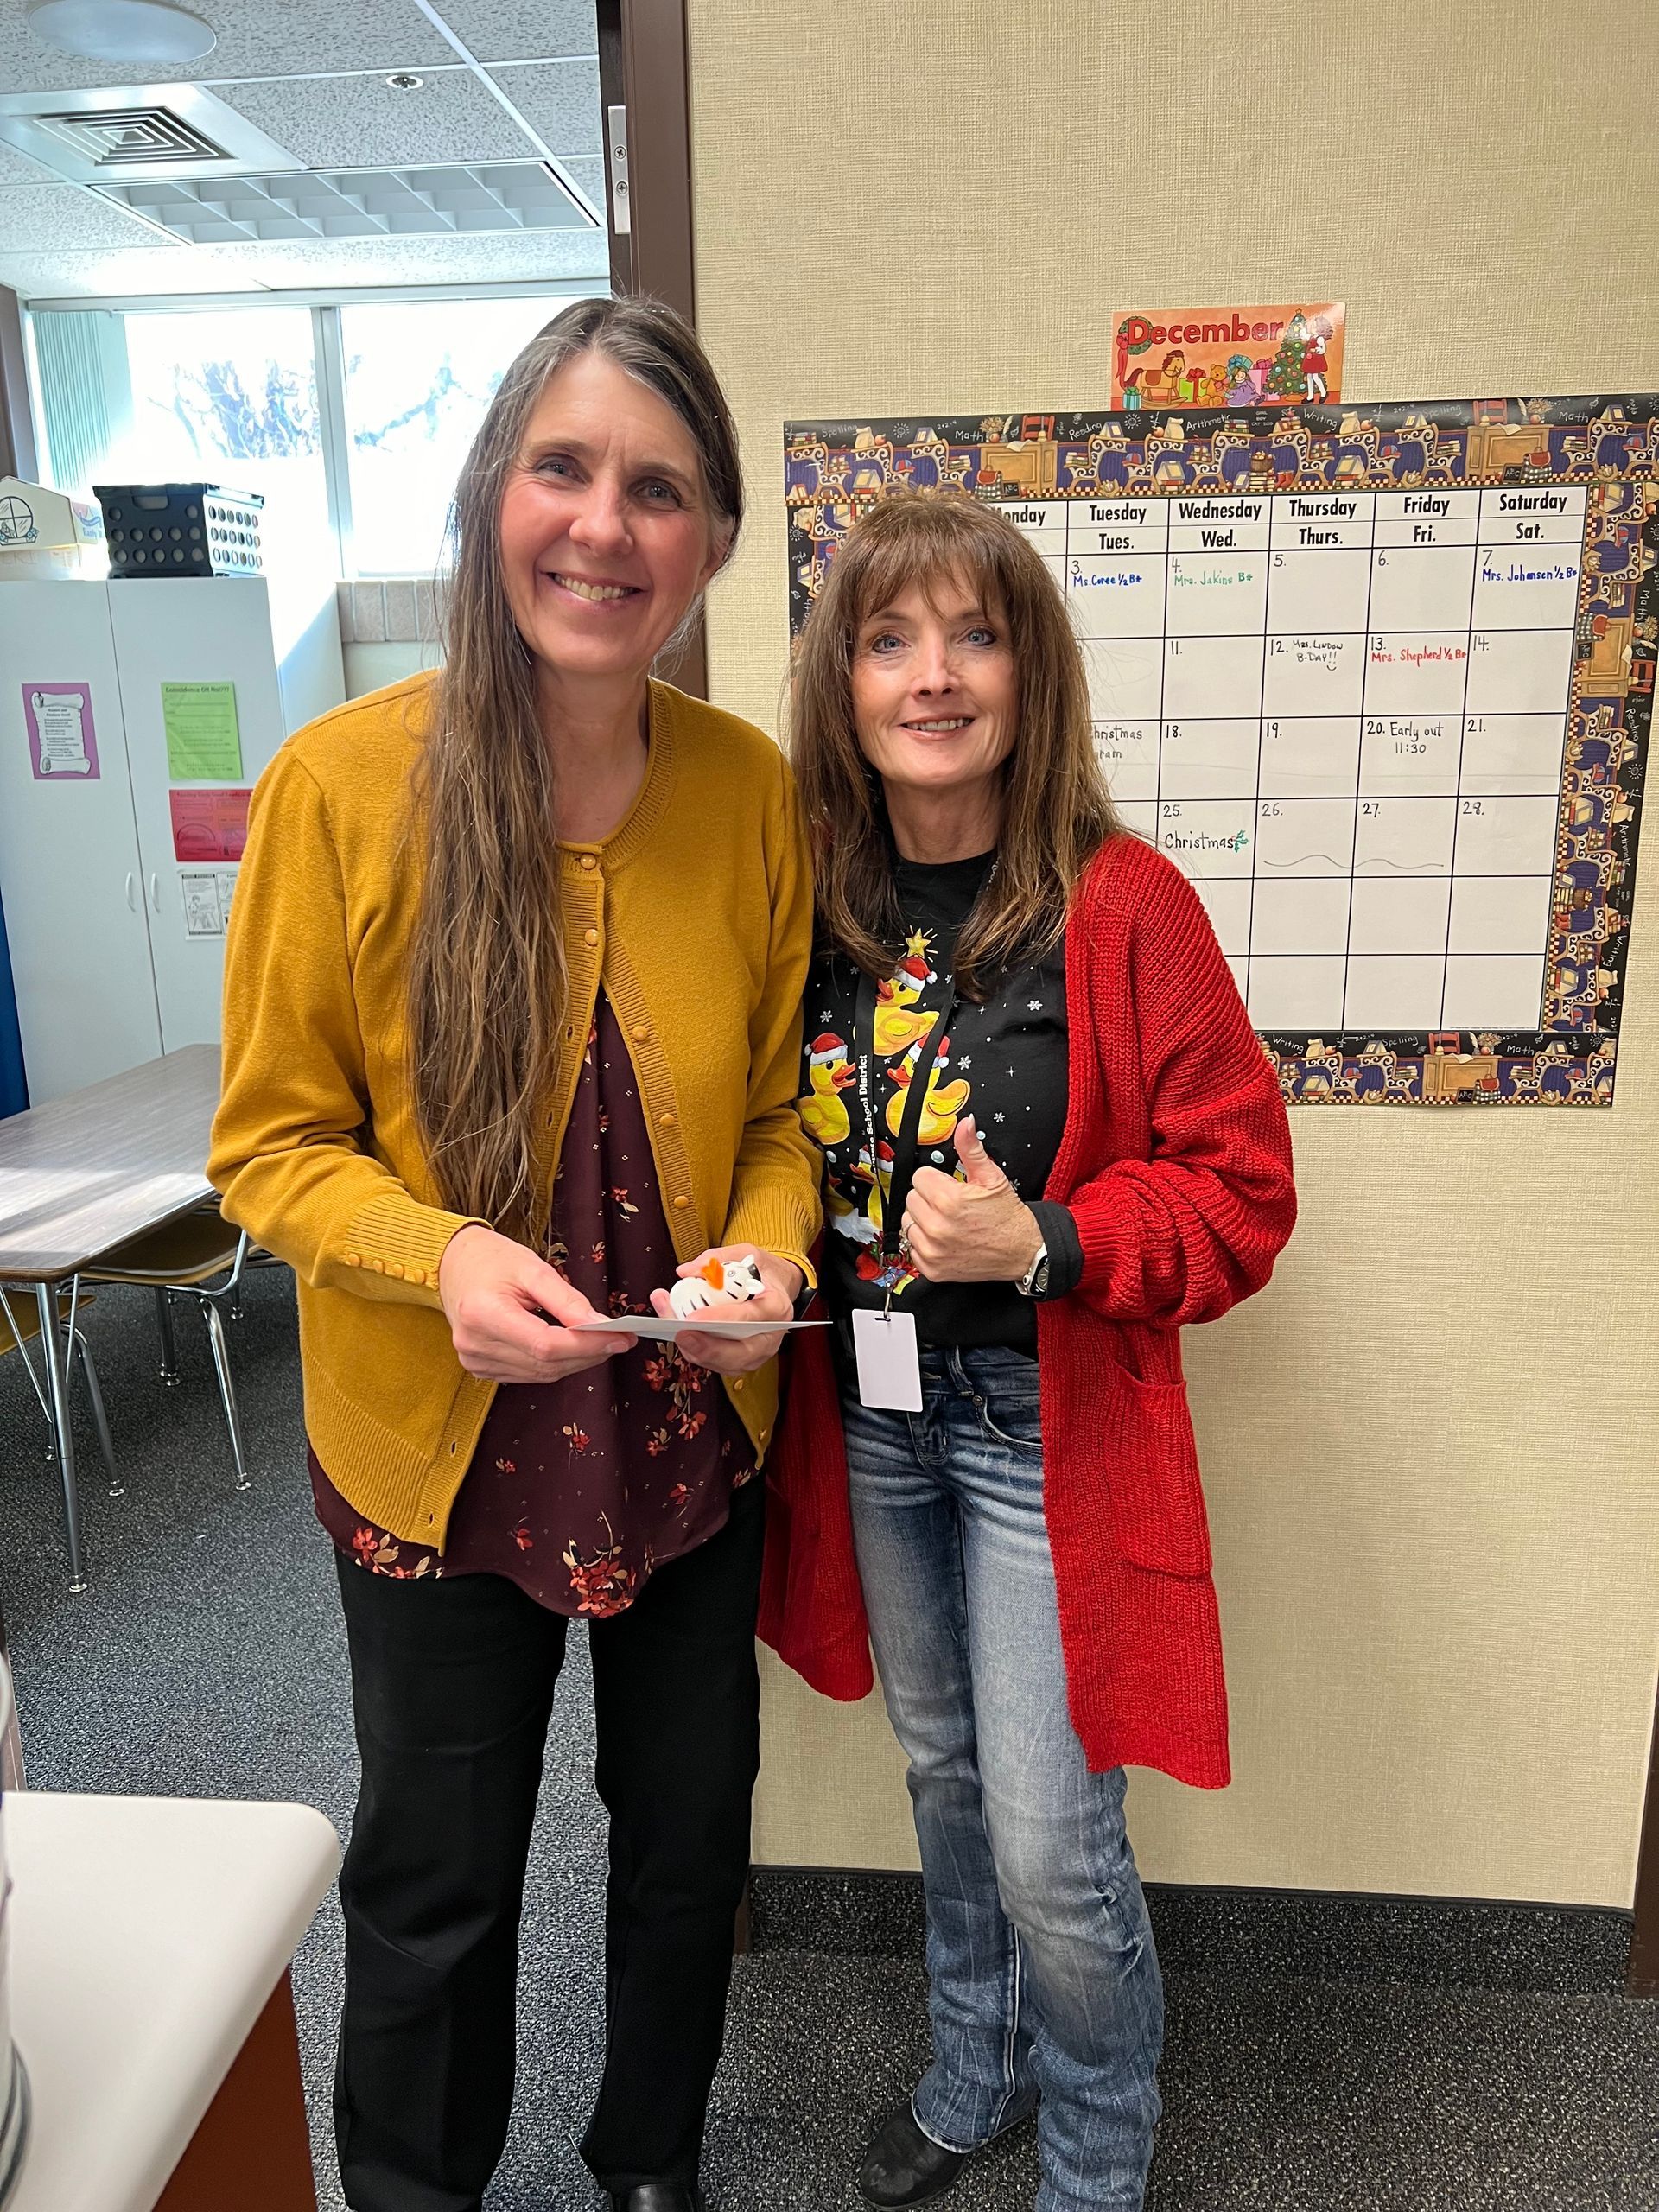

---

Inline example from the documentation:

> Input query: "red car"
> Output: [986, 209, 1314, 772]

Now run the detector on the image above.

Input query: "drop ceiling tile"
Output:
[0, 221, 608, 300]
[0, 243, 270, 298]
[0, 141, 53, 186]
[0, 0, 454, 94]
[486, 60, 602, 156]
[559, 156, 603, 209]
[214, 67, 537, 169]
[0, 183, 168, 251]
[429, 0, 596, 63]
[230, 226, 609, 288]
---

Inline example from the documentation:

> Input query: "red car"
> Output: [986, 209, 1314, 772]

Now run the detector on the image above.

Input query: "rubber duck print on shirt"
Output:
[798, 1031, 855, 1147]
[886, 1033, 970, 1145]
[872, 929, 940, 1058]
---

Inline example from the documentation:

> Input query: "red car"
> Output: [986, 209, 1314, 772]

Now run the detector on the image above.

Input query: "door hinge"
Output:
[606, 102, 631, 235]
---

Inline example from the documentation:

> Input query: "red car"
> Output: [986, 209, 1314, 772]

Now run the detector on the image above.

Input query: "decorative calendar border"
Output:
[784, 395, 1657, 1105]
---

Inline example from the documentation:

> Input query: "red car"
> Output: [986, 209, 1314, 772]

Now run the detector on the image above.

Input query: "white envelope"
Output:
[569, 1315, 830, 1343]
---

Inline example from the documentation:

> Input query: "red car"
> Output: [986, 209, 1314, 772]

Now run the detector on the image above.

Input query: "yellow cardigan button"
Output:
[658, 1110, 676, 1128]
[346, 1252, 361, 1267]
[370, 1257, 385, 1272]
[389, 1262, 404, 1278]
[579, 854, 598, 872]
[672, 1195, 690, 1209]
[583, 927, 599, 946]
[631, 1022, 650, 1042]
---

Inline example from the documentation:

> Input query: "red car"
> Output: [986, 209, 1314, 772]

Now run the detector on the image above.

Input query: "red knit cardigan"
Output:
[758, 831, 1297, 1789]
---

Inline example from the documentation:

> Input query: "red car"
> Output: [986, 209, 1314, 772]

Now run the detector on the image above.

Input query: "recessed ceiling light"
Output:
[26, 0, 217, 63]
[384, 73, 424, 90]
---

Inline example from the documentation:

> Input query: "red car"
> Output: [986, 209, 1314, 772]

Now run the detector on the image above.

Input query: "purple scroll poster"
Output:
[22, 682, 100, 779]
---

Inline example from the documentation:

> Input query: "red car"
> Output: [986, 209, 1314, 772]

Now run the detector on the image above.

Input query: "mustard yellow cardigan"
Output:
[208, 673, 821, 1548]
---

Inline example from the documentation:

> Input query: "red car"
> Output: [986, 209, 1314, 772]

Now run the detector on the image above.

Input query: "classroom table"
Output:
[3, 1791, 339, 2212]
[0, 1048, 220, 1592]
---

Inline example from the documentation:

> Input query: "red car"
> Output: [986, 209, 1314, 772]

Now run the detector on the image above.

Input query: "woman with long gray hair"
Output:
[210, 297, 820, 2212]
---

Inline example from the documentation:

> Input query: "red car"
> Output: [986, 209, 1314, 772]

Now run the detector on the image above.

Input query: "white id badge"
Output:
[851, 1307, 923, 1411]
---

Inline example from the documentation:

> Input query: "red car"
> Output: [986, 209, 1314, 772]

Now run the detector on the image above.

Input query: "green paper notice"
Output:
[162, 681, 243, 780]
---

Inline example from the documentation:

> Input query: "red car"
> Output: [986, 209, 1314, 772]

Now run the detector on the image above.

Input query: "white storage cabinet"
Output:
[0, 575, 343, 1103]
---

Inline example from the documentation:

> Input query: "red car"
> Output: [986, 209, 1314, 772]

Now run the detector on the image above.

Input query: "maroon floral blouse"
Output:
[309, 994, 754, 1617]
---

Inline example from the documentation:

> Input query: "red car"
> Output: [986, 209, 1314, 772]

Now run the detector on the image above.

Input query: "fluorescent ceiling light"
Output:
[26, 0, 218, 63]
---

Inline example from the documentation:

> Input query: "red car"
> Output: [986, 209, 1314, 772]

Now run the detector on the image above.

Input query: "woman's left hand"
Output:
[903, 1118, 1045, 1284]
[651, 1243, 804, 1374]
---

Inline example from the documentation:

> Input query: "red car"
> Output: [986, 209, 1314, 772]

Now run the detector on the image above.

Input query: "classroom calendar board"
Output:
[785, 397, 1656, 1104]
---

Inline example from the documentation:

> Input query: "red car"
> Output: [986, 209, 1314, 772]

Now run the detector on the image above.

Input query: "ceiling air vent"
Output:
[100, 162, 597, 242]
[30, 105, 227, 170]
[0, 83, 300, 182]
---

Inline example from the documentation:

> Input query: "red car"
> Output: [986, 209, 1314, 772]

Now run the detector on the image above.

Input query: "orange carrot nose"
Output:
[697, 1257, 725, 1287]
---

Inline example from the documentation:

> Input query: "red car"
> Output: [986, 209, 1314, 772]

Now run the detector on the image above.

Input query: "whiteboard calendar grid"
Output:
[1055, 486, 1581, 1036]
[786, 397, 1656, 1104]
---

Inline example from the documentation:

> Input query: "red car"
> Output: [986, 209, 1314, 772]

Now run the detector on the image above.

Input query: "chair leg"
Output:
[198, 1296, 251, 1492]
[155, 1287, 181, 1387]
[73, 1330, 122, 1498]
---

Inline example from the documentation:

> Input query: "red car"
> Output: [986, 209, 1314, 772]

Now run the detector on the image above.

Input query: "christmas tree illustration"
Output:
[1265, 316, 1310, 400]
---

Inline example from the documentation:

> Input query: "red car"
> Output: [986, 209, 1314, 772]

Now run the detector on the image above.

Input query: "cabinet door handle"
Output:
[149, 872, 162, 911]
[125, 872, 137, 912]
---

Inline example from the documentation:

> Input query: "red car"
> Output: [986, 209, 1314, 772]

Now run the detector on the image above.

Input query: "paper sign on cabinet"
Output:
[162, 681, 243, 780]
[22, 683, 99, 779]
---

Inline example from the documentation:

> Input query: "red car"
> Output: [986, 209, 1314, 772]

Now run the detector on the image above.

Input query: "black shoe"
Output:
[859, 2100, 970, 2208]
[607, 2187, 705, 2212]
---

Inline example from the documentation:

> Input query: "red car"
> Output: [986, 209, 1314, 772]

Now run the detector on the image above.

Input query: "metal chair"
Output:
[79, 1211, 252, 1492]
[0, 1283, 120, 1504]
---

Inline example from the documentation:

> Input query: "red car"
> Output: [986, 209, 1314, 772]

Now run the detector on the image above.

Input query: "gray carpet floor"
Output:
[2, 1266, 1656, 2211]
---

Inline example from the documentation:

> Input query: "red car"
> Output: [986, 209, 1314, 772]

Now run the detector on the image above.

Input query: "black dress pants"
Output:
[330, 1477, 765, 2212]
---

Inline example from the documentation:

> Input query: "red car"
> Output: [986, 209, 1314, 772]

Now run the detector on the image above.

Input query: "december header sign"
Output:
[1110, 301, 1344, 412]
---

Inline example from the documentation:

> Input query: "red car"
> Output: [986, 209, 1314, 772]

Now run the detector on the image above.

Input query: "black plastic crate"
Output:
[94, 483, 264, 577]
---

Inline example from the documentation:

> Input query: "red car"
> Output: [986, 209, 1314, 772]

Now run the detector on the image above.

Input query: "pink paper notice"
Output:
[22, 682, 100, 779]
[169, 786, 251, 862]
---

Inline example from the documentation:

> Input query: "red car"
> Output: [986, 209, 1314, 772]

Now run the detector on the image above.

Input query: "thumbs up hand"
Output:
[902, 1116, 1046, 1285]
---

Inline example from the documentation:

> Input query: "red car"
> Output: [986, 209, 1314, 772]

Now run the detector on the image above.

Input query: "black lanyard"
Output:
[852, 965, 962, 1274]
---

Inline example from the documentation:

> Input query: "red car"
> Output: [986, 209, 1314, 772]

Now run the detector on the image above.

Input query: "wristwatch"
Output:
[1014, 1243, 1050, 1300]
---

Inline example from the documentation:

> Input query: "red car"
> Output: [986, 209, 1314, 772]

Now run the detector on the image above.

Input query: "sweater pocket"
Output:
[1098, 1363, 1213, 1579]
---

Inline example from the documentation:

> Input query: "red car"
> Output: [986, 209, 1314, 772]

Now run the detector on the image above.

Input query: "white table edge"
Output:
[6, 1792, 340, 2212]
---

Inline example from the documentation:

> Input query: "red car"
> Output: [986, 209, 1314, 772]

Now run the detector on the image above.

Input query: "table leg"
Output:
[36, 1282, 86, 1594]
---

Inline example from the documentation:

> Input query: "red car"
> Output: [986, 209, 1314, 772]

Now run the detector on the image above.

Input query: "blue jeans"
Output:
[843, 1344, 1163, 2212]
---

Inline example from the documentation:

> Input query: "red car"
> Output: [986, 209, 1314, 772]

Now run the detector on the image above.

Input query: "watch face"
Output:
[1032, 1257, 1050, 1296]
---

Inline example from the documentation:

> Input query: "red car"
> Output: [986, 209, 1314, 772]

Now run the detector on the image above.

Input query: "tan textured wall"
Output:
[690, 0, 1659, 1904]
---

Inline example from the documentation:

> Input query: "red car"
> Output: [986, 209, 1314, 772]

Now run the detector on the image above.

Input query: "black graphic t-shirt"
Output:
[798, 850, 1082, 1357]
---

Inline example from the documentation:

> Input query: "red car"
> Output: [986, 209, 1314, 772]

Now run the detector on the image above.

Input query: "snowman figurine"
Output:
[666, 1253, 766, 1319]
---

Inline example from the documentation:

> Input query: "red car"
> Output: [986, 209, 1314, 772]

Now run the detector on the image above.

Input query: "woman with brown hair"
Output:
[778, 491, 1296, 2210]
[209, 296, 819, 2212]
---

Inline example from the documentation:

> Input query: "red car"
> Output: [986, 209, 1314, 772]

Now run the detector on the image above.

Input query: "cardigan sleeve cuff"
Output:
[1027, 1200, 1084, 1300]
[341, 1187, 490, 1306]
[721, 1189, 819, 1292]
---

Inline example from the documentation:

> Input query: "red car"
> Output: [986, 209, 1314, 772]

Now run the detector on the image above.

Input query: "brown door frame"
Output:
[1630, 1681, 1659, 1995]
[0, 285, 40, 480]
[596, 0, 707, 699]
